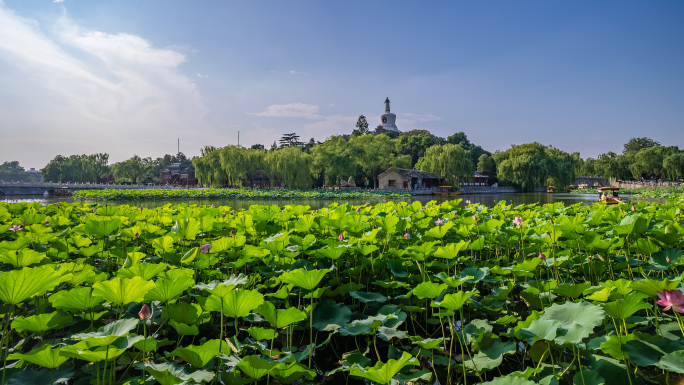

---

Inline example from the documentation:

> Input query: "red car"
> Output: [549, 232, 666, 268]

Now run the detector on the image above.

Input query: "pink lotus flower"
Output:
[138, 304, 152, 320]
[539, 252, 547, 261]
[356, 207, 360, 213]
[134, 232, 139, 238]
[631, 205, 635, 211]
[465, 200, 471, 204]
[200, 244, 212, 254]
[656, 290, 684, 313]
[666, 256, 671, 263]
[338, 233, 344, 241]
[211, 204, 216, 208]
[222, 212, 227, 218]
[8, 225, 22, 232]
[472, 215, 477, 221]
[404, 233, 410, 240]
[513, 217, 523, 227]
[434, 218, 445, 226]
[44, 220, 49, 225]
[140, 206, 143, 211]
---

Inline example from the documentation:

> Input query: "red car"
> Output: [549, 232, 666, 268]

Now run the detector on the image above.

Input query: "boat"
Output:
[597, 187, 622, 205]
[54, 187, 71, 196]
[547, 186, 556, 193]
[434, 186, 461, 197]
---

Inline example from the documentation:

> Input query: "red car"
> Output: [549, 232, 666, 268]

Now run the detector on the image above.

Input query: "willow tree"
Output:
[415, 143, 473, 188]
[112, 155, 153, 184]
[349, 134, 411, 188]
[494, 143, 576, 192]
[663, 152, 684, 180]
[309, 135, 358, 186]
[264, 147, 312, 189]
[193, 147, 226, 187]
[218, 146, 264, 187]
[629, 146, 679, 179]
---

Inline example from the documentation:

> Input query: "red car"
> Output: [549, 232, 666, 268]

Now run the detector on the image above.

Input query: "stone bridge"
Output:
[575, 176, 611, 187]
[0, 181, 181, 196]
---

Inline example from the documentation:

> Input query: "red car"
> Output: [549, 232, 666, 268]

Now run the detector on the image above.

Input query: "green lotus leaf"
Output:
[394, 368, 432, 383]
[480, 374, 536, 385]
[117, 262, 168, 280]
[280, 268, 330, 291]
[458, 267, 488, 282]
[465, 351, 504, 371]
[49, 287, 105, 312]
[144, 276, 194, 303]
[133, 336, 160, 353]
[168, 321, 198, 339]
[171, 218, 201, 240]
[435, 272, 471, 288]
[92, 276, 156, 306]
[163, 302, 203, 324]
[5, 367, 73, 385]
[621, 339, 684, 367]
[350, 351, 418, 385]
[385, 259, 406, 278]
[656, 350, 684, 374]
[221, 370, 256, 385]
[8, 344, 69, 369]
[0, 266, 63, 305]
[629, 278, 680, 296]
[553, 282, 591, 299]
[425, 222, 453, 239]
[203, 288, 264, 318]
[601, 279, 633, 296]
[72, 318, 138, 346]
[315, 246, 346, 260]
[12, 310, 72, 334]
[599, 333, 637, 360]
[168, 339, 231, 368]
[271, 362, 316, 384]
[237, 355, 279, 380]
[312, 299, 351, 332]
[355, 244, 379, 256]
[60, 344, 128, 362]
[247, 326, 277, 341]
[540, 301, 604, 331]
[151, 236, 175, 254]
[520, 319, 562, 345]
[377, 326, 407, 341]
[0, 249, 49, 268]
[434, 290, 478, 311]
[84, 218, 121, 238]
[573, 370, 605, 385]
[140, 361, 214, 385]
[434, 241, 469, 259]
[349, 290, 388, 304]
[555, 324, 592, 345]
[602, 292, 650, 320]
[413, 281, 447, 299]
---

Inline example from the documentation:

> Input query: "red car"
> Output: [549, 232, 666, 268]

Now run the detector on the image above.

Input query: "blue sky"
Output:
[0, 1, 682, 169]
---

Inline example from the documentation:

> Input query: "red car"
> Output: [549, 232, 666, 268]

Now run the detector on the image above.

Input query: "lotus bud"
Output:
[44, 220, 49, 225]
[222, 212, 227, 218]
[21, 220, 26, 226]
[231, 229, 236, 236]
[631, 205, 635, 211]
[472, 215, 477, 221]
[140, 206, 143, 211]
[338, 233, 344, 241]
[134, 232, 139, 238]
[373, 224, 378, 229]
[539, 252, 547, 261]
[201, 244, 212, 254]
[394, 210, 398, 214]
[2, 313, 9, 325]
[666, 256, 671, 263]
[356, 208, 360, 214]
[404, 233, 410, 240]
[465, 200, 471, 204]
[138, 304, 151, 320]
[211, 204, 215, 208]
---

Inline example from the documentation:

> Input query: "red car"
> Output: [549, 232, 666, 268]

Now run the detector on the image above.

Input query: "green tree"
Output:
[416, 143, 474, 188]
[264, 147, 312, 189]
[0, 161, 34, 182]
[663, 152, 684, 180]
[218, 146, 264, 187]
[494, 143, 575, 192]
[476, 154, 496, 180]
[352, 115, 369, 136]
[309, 136, 358, 186]
[112, 155, 153, 184]
[279, 133, 303, 148]
[396, 130, 445, 166]
[623, 137, 661, 155]
[351, 134, 411, 188]
[630, 146, 679, 179]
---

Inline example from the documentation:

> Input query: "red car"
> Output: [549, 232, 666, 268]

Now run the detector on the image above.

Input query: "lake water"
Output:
[2, 192, 614, 210]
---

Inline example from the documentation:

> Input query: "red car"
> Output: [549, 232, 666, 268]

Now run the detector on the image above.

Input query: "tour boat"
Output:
[597, 187, 622, 205]
[547, 186, 556, 193]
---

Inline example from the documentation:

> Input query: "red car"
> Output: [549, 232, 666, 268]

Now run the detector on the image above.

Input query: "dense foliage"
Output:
[1, 198, 683, 384]
[71, 188, 411, 201]
[41, 154, 111, 184]
[493, 143, 576, 192]
[0, 161, 35, 182]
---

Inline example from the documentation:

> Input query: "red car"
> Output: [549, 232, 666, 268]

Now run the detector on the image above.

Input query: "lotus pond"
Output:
[0, 198, 683, 385]
[71, 188, 411, 201]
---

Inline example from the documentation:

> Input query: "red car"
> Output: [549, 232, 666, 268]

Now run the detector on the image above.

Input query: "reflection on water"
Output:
[3, 192, 613, 210]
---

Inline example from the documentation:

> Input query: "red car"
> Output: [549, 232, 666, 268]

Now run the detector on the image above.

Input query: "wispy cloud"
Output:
[401, 113, 444, 122]
[0, 3, 209, 165]
[248, 103, 321, 119]
[196, 73, 208, 78]
[289, 69, 307, 75]
[53, 0, 64, 3]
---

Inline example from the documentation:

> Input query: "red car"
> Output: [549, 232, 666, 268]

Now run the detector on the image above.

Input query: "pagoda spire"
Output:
[384, 97, 390, 113]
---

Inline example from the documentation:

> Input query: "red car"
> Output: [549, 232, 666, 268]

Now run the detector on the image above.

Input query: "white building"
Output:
[376, 97, 400, 133]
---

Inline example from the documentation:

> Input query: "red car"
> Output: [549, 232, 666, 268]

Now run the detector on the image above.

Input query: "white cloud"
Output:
[289, 69, 307, 75]
[197, 73, 208, 78]
[53, 0, 64, 3]
[302, 114, 358, 139]
[0, 4, 209, 166]
[401, 113, 444, 122]
[248, 103, 321, 119]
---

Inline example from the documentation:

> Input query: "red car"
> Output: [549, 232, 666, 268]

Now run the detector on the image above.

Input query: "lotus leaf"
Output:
[11, 311, 73, 334]
[0, 266, 63, 305]
[349, 351, 418, 385]
[312, 299, 351, 331]
[237, 355, 279, 380]
[169, 339, 231, 368]
[7, 344, 69, 369]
